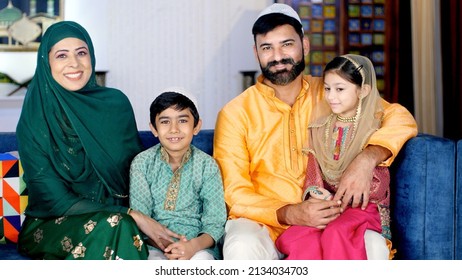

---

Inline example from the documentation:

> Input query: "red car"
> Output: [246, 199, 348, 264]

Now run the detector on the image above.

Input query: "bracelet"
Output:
[127, 208, 132, 215]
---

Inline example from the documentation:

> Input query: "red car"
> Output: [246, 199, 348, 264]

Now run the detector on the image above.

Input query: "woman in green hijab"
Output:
[16, 21, 149, 259]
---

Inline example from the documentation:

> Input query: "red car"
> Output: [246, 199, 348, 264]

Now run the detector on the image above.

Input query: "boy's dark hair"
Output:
[252, 13, 304, 43]
[149, 91, 200, 129]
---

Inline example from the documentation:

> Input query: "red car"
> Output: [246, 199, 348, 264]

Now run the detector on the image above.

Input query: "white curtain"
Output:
[411, 0, 443, 136]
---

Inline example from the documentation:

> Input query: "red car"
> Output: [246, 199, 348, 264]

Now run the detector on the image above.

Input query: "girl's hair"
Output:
[323, 56, 364, 87]
[149, 92, 200, 129]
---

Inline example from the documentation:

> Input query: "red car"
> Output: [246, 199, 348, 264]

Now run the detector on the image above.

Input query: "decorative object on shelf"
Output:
[0, 71, 31, 97]
[240, 71, 257, 91]
[7, 14, 41, 47]
[95, 71, 108, 87]
[0, 0, 63, 52]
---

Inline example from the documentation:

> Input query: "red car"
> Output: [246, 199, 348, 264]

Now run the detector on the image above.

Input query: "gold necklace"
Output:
[336, 115, 356, 123]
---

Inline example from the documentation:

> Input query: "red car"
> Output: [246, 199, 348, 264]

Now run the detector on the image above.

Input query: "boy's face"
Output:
[150, 106, 201, 159]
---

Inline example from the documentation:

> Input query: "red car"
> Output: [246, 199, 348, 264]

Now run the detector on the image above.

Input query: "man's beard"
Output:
[260, 56, 305, 86]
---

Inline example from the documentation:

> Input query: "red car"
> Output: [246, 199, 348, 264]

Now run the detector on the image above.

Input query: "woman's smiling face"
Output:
[48, 37, 92, 91]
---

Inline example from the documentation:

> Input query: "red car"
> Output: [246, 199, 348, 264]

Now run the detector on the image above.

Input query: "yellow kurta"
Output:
[213, 74, 418, 241]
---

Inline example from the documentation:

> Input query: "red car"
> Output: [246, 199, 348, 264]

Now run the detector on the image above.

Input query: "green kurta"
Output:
[129, 144, 227, 259]
[16, 21, 147, 259]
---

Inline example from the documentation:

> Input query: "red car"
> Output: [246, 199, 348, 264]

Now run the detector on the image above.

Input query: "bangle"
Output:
[127, 208, 132, 215]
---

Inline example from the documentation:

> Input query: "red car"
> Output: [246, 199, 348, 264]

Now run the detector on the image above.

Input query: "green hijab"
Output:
[16, 21, 143, 217]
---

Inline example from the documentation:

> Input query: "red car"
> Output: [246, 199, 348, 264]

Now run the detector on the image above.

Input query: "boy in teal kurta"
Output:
[129, 90, 226, 260]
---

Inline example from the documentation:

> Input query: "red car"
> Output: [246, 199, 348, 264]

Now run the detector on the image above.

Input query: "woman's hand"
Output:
[129, 209, 181, 251]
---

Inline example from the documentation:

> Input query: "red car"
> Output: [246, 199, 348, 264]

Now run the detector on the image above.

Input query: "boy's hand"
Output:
[164, 236, 196, 260]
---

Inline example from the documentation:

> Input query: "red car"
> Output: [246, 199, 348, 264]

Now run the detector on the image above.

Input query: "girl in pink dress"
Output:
[276, 54, 393, 260]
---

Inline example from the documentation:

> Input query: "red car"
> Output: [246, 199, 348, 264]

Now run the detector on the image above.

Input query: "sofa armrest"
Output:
[0, 132, 18, 153]
[456, 140, 462, 260]
[390, 134, 456, 260]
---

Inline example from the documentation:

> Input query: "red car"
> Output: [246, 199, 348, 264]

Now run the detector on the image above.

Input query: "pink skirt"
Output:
[275, 203, 382, 260]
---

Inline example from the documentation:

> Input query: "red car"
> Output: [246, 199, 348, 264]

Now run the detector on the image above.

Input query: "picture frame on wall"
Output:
[0, 0, 63, 52]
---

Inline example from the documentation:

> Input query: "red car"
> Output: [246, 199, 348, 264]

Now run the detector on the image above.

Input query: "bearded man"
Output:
[213, 3, 417, 260]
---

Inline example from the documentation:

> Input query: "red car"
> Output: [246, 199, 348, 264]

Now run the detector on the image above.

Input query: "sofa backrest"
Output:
[0, 130, 215, 155]
[138, 129, 214, 155]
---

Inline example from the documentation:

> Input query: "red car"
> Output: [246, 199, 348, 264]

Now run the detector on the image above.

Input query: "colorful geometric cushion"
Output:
[0, 152, 27, 244]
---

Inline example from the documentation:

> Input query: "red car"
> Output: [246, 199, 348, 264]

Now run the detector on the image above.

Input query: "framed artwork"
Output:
[324, 19, 336, 32]
[348, 5, 360, 17]
[375, 65, 385, 77]
[372, 50, 385, 63]
[361, 19, 372, 31]
[0, 0, 63, 52]
[361, 33, 373, 45]
[310, 33, 323, 47]
[373, 19, 385, 31]
[349, 19, 360, 31]
[323, 5, 336, 18]
[374, 5, 385, 16]
[324, 51, 337, 64]
[373, 33, 385, 45]
[310, 65, 323, 77]
[348, 33, 361, 45]
[301, 19, 310, 32]
[299, 5, 311, 18]
[311, 4, 323, 18]
[324, 34, 336, 47]
[360, 5, 373, 17]
[310, 51, 323, 64]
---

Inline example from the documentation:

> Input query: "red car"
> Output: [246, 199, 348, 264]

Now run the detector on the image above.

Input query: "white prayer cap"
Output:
[255, 3, 302, 25]
[160, 86, 199, 111]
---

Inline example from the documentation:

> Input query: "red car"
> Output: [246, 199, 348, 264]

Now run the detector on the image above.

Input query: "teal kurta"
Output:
[129, 144, 227, 259]
[16, 21, 147, 259]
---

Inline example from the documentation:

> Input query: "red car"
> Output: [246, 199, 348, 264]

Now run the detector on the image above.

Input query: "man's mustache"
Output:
[266, 58, 296, 68]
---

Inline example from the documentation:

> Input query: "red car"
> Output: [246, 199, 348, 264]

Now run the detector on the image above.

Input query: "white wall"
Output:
[66, 0, 271, 130]
[0, 0, 272, 132]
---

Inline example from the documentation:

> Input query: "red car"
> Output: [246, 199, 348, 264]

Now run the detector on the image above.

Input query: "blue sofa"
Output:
[1, 130, 461, 260]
